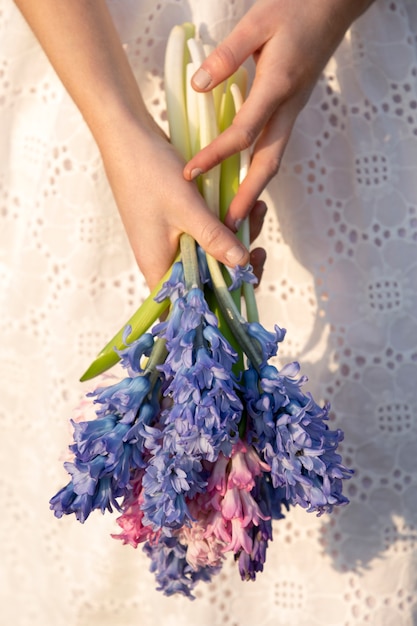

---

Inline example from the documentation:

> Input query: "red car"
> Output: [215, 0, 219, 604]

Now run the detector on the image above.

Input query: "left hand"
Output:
[184, 0, 375, 231]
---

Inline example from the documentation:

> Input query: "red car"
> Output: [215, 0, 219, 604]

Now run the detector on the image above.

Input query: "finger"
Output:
[134, 207, 250, 291]
[184, 77, 280, 181]
[249, 247, 267, 287]
[224, 105, 297, 229]
[248, 200, 268, 243]
[191, 214, 250, 268]
[178, 197, 250, 269]
[191, 11, 267, 92]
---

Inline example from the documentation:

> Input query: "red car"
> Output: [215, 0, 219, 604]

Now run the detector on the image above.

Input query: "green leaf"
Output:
[79, 261, 177, 381]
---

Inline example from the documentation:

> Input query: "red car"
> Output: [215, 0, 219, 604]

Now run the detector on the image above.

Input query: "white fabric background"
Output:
[1, 0, 417, 624]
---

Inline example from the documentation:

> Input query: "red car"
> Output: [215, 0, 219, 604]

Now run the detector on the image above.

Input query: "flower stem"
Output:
[180, 233, 205, 349]
[206, 254, 263, 370]
[187, 38, 220, 216]
[165, 23, 195, 161]
[180, 233, 201, 290]
[229, 82, 259, 325]
[144, 337, 168, 387]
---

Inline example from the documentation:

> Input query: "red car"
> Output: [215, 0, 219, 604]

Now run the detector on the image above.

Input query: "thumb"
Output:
[184, 208, 250, 269]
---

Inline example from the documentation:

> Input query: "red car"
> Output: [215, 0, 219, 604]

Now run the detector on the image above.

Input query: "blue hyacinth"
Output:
[143, 533, 220, 599]
[140, 277, 244, 530]
[50, 333, 159, 522]
[243, 357, 353, 515]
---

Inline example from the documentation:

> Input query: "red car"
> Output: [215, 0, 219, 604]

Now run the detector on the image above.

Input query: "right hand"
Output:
[184, 0, 375, 231]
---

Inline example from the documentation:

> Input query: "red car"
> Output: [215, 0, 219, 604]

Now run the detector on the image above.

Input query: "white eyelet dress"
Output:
[1, 1, 416, 624]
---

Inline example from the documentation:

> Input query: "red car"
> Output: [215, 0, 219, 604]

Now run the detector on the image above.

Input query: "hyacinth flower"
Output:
[176, 441, 274, 569]
[142, 534, 220, 599]
[138, 236, 244, 532]
[50, 333, 165, 523]
[49, 23, 353, 599]
[209, 258, 353, 519]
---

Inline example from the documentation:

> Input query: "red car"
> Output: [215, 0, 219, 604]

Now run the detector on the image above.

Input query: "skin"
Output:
[185, 0, 375, 230]
[14, 0, 374, 288]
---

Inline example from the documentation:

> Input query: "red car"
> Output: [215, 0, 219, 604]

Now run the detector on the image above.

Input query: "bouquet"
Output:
[50, 24, 352, 599]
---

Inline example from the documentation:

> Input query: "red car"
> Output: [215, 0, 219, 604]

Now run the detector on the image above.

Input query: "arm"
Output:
[184, 0, 376, 231]
[14, 0, 250, 288]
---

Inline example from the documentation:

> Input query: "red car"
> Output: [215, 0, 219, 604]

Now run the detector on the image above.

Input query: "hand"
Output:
[184, 0, 374, 230]
[99, 117, 266, 289]
[14, 0, 263, 290]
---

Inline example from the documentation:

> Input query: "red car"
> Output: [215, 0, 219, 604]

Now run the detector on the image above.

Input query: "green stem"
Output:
[206, 288, 244, 374]
[180, 233, 205, 349]
[144, 337, 168, 387]
[180, 233, 201, 289]
[243, 281, 259, 324]
[164, 23, 195, 160]
[219, 78, 239, 223]
[240, 217, 259, 323]
[229, 82, 259, 325]
[206, 254, 263, 370]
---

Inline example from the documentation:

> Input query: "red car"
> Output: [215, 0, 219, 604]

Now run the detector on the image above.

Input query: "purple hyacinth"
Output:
[154, 260, 186, 302]
[156, 288, 242, 452]
[141, 446, 207, 529]
[143, 533, 220, 599]
[225, 263, 258, 291]
[49, 333, 160, 522]
[139, 282, 243, 531]
[243, 359, 353, 516]
[237, 517, 272, 581]
[236, 474, 285, 581]
[245, 323, 286, 365]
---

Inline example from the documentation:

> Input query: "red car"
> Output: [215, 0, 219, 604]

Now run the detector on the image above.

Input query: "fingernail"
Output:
[192, 67, 212, 90]
[225, 245, 246, 266]
[190, 167, 202, 180]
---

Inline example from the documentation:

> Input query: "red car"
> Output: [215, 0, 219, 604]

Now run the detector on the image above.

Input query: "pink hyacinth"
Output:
[178, 441, 271, 569]
[214, 442, 270, 554]
[112, 502, 158, 548]
[204, 508, 233, 545]
[112, 474, 159, 548]
[176, 507, 227, 570]
[206, 453, 229, 495]
[227, 441, 270, 490]
[221, 486, 269, 528]
[228, 517, 253, 554]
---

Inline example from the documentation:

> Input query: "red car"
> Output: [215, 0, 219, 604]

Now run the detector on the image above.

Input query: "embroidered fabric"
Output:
[1, 1, 416, 624]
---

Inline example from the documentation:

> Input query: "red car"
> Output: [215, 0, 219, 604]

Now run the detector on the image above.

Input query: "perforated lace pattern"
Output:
[1, 1, 416, 624]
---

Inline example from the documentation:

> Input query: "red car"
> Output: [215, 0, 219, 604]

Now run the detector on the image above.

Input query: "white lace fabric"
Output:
[1, 1, 416, 624]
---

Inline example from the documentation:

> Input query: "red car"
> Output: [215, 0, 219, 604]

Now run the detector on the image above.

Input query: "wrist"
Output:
[82, 90, 165, 153]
